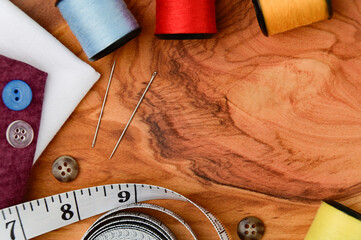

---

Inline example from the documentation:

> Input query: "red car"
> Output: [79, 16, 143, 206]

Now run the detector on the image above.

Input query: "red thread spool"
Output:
[155, 0, 217, 39]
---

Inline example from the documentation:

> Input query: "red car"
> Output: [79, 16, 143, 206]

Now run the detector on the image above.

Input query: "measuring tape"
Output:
[0, 183, 229, 240]
[85, 211, 176, 240]
[83, 203, 197, 240]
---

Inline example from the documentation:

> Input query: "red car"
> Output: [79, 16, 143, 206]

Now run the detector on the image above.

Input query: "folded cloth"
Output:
[0, 55, 47, 209]
[0, 0, 100, 162]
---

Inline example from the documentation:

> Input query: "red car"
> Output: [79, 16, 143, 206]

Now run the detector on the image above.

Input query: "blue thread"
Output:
[57, 0, 141, 61]
[2, 80, 33, 111]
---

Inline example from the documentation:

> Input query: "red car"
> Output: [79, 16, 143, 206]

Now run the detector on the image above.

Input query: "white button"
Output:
[6, 120, 34, 148]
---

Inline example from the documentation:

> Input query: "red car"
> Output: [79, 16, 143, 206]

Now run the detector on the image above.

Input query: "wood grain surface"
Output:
[9, 0, 361, 239]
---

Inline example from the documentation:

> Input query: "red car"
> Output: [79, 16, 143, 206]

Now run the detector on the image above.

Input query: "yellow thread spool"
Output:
[305, 200, 361, 240]
[252, 0, 333, 36]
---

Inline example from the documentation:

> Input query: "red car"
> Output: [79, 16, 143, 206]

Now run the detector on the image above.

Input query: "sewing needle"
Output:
[109, 71, 157, 160]
[92, 60, 117, 148]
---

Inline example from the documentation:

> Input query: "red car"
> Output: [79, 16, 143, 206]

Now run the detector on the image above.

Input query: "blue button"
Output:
[2, 80, 33, 111]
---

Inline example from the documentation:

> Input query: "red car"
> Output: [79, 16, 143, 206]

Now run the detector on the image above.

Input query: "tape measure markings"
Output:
[0, 184, 229, 240]
[16, 206, 26, 240]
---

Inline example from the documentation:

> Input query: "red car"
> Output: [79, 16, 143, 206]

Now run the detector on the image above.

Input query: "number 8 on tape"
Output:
[0, 183, 229, 239]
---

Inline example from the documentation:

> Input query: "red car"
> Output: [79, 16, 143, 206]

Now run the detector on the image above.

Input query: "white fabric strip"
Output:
[0, 0, 100, 162]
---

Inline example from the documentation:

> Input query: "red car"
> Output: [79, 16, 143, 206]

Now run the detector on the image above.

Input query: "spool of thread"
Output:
[56, 0, 141, 61]
[305, 200, 361, 240]
[252, 0, 333, 36]
[155, 0, 217, 39]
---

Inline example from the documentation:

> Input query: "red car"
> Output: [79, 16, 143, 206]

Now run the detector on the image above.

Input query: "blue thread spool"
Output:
[56, 0, 141, 61]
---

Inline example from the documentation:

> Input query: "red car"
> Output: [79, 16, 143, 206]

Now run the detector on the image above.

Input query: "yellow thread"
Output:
[305, 201, 361, 240]
[258, 0, 330, 35]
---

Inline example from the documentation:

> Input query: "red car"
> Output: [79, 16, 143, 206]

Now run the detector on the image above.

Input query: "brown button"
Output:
[237, 216, 265, 240]
[52, 156, 78, 183]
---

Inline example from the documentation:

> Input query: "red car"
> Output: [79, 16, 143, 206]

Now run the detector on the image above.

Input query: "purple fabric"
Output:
[0, 55, 47, 209]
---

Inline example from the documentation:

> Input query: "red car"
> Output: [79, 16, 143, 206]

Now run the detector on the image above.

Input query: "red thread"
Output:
[155, 0, 217, 35]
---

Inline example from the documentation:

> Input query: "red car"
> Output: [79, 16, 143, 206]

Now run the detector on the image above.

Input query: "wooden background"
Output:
[9, 0, 361, 239]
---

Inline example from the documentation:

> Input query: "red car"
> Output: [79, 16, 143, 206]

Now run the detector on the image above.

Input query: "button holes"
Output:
[52, 156, 78, 183]
[4, 81, 32, 111]
[238, 217, 264, 240]
[7, 120, 34, 148]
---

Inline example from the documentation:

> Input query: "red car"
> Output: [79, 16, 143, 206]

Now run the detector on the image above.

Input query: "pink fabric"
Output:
[0, 55, 47, 209]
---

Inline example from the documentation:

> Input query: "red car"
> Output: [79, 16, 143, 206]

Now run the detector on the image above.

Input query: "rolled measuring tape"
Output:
[0, 183, 229, 240]
[56, 0, 141, 61]
[85, 210, 176, 240]
[305, 200, 361, 240]
[252, 0, 333, 36]
[83, 203, 197, 240]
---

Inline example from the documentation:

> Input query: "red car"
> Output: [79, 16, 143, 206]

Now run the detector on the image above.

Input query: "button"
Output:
[2, 80, 33, 111]
[6, 120, 34, 148]
[52, 156, 79, 183]
[237, 216, 265, 240]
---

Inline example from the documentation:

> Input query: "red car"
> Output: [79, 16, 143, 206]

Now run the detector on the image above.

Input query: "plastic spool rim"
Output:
[89, 27, 141, 61]
[155, 33, 214, 40]
[251, 0, 268, 37]
[324, 200, 361, 221]
[55, 0, 63, 6]
[326, 0, 333, 18]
